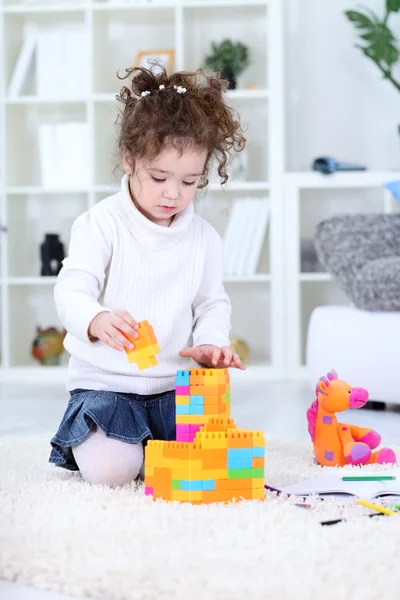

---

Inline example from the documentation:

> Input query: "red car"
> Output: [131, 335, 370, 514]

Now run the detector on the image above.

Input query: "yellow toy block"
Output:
[137, 355, 158, 370]
[126, 344, 160, 362]
[175, 395, 190, 405]
[252, 487, 265, 500]
[171, 490, 203, 502]
[196, 432, 229, 449]
[124, 320, 159, 370]
[252, 478, 265, 489]
[175, 415, 206, 425]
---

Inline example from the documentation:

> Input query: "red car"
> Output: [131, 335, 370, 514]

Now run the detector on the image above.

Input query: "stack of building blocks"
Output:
[144, 368, 266, 504]
[176, 368, 230, 443]
[124, 320, 160, 370]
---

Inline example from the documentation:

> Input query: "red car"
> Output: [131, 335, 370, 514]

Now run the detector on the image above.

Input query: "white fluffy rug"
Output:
[1, 434, 400, 600]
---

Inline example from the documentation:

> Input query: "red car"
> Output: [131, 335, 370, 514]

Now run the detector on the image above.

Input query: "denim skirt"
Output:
[49, 388, 176, 471]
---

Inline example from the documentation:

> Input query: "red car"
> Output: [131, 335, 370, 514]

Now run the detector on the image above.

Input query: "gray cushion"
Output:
[314, 214, 400, 311]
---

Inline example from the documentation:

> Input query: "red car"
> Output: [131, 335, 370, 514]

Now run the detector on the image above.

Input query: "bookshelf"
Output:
[0, 0, 284, 381]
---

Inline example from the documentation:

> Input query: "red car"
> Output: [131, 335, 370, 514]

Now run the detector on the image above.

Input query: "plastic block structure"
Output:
[124, 320, 160, 370]
[175, 367, 230, 442]
[144, 368, 266, 504]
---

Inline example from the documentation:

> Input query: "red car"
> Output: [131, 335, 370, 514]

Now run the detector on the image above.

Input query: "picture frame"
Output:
[135, 49, 175, 74]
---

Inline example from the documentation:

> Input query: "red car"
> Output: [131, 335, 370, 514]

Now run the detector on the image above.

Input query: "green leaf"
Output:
[357, 23, 399, 66]
[344, 10, 374, 29]
[387, 0, 400, 13]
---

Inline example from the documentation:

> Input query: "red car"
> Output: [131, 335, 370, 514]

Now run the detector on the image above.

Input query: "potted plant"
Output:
[204, 39, 250, 90]
[344, 1, 400, 94]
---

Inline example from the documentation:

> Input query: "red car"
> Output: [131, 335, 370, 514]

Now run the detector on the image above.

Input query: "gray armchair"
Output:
[314, 214, 400, 311]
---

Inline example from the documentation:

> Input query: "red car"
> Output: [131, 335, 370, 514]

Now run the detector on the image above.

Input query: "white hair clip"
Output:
[174, 85, 187, 94]
[159, 84, 165, 90]
[141, 90, 151, 97]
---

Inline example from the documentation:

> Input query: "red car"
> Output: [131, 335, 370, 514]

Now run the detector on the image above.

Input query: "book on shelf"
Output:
[8, 31, 37, 98]
[8, 23, 88, 98]
[282, 468, 400, 500]
[222, 197, 269, 278]
[38, 123, 89, 188]
[36, 24, 88, 98]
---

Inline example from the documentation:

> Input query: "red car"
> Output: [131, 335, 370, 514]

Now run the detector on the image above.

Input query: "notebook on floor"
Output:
[282, 469, 400, 500]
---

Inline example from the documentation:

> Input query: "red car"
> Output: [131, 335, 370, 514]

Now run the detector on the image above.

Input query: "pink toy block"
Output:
[177, 434, 195, 443]
[176, 386, 190, 395]
[176, 424, 190, 435]
[190, 424, 202, 435]
[145, 487, 153, 496]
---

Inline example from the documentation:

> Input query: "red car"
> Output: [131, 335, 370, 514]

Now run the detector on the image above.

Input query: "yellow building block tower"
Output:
[124, 320, 160, 370]
[144, 368, 265, 504]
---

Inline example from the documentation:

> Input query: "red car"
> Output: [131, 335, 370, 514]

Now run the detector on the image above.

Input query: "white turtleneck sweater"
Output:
[54, 175, 231, 394]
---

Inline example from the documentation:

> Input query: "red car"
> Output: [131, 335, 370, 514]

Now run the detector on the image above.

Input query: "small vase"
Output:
[221, 70, 237, 90]
[40, 233, 65, 276]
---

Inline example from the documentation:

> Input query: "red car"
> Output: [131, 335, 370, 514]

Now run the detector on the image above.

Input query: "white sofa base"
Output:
[306, 305, 400, 405]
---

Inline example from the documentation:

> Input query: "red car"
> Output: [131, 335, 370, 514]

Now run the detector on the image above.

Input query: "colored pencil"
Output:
[341, 476, 395, 481]
[357, 499, 398, 515]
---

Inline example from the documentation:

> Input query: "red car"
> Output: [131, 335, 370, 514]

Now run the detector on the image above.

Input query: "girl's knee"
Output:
[80, 463, 141, 487]
[72, 428, 144, 487]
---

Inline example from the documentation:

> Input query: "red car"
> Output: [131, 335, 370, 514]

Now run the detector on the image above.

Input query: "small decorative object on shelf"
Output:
[300, 238, 324, 273]
[230, 337, 249, 364]
[135, 49, 175, 74]
[307, 369, 396, 467]
[40, 233, 65, 277]
[32, 327, 66, 366]
[230, 149, 248, 182]
[312, 156, 367, 175]
[204, 38, 250, 90]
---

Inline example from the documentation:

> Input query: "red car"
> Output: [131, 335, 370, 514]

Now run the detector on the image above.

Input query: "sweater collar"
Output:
[117, 174, 194, 251]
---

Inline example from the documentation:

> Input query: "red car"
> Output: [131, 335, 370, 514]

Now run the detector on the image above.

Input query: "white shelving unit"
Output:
[284, 171, 400, 379]
[0, 0, 285, 380]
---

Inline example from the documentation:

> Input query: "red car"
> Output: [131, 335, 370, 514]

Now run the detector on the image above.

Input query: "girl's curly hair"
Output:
[116, 65, 246, 187]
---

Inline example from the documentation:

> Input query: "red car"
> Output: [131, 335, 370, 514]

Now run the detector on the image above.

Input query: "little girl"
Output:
[49, 66, 247, 487]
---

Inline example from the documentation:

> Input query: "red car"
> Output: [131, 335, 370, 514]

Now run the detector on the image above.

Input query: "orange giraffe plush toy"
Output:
[307, 369, 396, 467]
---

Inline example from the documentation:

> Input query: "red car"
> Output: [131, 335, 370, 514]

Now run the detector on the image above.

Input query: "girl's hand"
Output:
[88, 310, 139, 351]
[179, 345, 246, 370]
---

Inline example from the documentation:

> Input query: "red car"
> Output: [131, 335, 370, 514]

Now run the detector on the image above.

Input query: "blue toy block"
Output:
[202, 480, 216, 491]
[176, 405, 190, 415]
[175, 370, 190, 386]
[228, 448, 253, 461]
[227, 457, 253, 470]
[189, 395, 204, 405]
[189, 405, 204, 415]
[180, 480, 202, 491]
[253, 446, 265, 458]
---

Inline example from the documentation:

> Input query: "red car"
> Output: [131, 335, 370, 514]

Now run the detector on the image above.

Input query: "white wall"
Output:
[285, 0, 400, 171]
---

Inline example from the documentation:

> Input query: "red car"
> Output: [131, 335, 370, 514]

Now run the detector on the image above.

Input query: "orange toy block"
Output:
[202, 458, 228, 470]
[204, 404, 220, 415]
[200, 418, 236, 432]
